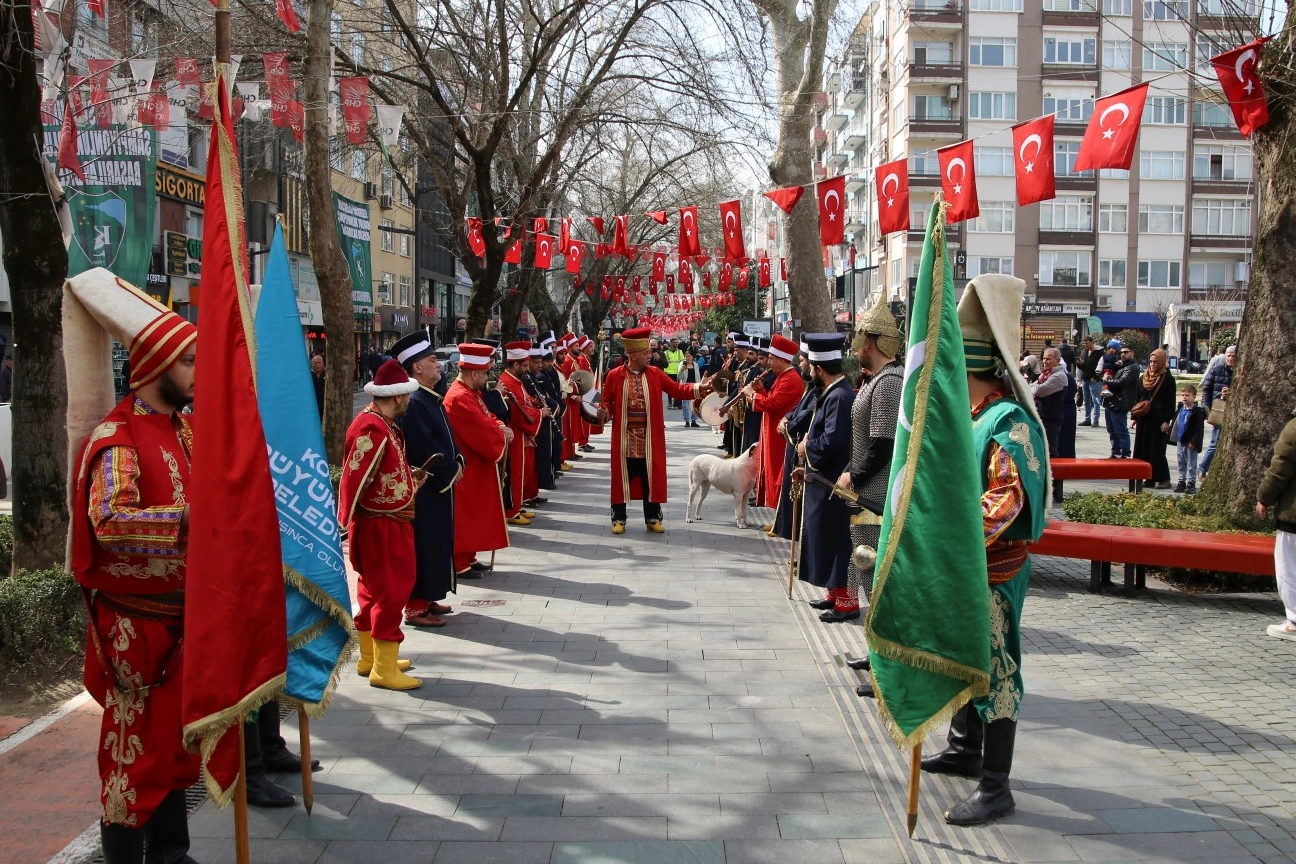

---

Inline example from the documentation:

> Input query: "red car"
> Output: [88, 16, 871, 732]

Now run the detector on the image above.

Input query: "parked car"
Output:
[434, 347, 460, 381]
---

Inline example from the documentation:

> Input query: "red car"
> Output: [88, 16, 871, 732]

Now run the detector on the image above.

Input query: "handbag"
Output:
[1207, 398, 1227, 427]
[1131, 400, 1151, 419]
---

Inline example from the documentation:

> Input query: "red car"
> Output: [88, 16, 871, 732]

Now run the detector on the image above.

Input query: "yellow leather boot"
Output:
[355, 631, 412, 676]
[369, 639, 422, 690]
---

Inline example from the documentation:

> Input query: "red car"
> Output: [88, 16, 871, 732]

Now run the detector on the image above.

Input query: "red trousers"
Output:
[84, 601, 200, 826]
[348, 515, 415, 643]
[453, 550, 480, 572]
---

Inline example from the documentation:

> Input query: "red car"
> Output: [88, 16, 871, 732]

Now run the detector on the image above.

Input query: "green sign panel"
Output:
[334, 192, 373, 312]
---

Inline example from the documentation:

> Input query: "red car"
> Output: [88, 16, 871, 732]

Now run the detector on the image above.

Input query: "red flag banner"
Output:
[678, 206, 701, 258]
[1011, 115, 1056, 206]
[1074, 83, 1148, 172]
[720, 261, 733, 291]
[263, 53, 292, 127]
[339, 77, 370, 145]
[718, 199, 746, 263]
[183, 73, 287, 805]
[176, 57, 200, 86]
[702, 272, 712, 290]
[86, 59, 114, 130]
[874, 158, 910, 235]
[57, 104, 85, 181]
[587, 216, 605, 235]
[666, 274, 675, 293]
[534, 233, 555, 268]
[613, 214, 629, 256]
[737, 267, 749, 290]
[286, 100, 304, 142]
[534, 217, 548, 235]
[763, 185, 805, 214]
[779, 258, 786, 281]
[467, 218, 486, 257]
[759, 257, 771, 287]
[816, 176, 845, 246]
[276, 0, 302, 32]
[1212, 38, 1271, 137]
[651, 251, 666, 283]
[504, 235, 523, 264]
[938, 140, 979, 224]
[565, 239, 585, 274]
[632, 275, 642, 293]
[559, 217, 571, 251]
[644, 210, 668, 225]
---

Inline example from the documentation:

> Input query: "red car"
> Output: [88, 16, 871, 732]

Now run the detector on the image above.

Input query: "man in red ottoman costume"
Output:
[499, 341, 545, 525]
[746, 333, 806, 509]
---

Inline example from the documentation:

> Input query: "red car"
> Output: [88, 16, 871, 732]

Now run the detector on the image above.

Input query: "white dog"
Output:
[686, 444, 758, 528]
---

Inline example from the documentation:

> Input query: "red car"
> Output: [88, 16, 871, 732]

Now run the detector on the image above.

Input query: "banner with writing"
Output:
[334, 192, 373, 312]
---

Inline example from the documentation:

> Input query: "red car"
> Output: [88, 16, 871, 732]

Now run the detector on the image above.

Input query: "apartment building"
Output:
[818, 0, 1256, 360]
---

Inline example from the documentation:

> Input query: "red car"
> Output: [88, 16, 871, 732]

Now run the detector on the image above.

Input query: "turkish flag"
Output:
[779, 258, 787, 281]
[874, 158, 910, 235]
[703, 272, 712, 290]
[738, 268, 749, 290]
[938, 140, 979, 224]
[560, 217, 571, 250]
[1075, 83, 1148, 172]
[601, 275, 612, 300]
[1213, 38, 1271, 137]
[644, 210, 668, 224]
[339, 77, 370, 145]
[1012, 115, 1056, 206]
[534, 217, 548, 234]
[763, 185, 805, 214]
[720, 261, 733, 291]
[615, 276, 627, 300]
[652, 251, 666, 283]
[759, 257, 771, 287]
[718, 199, 746, 263]
[534, 233, 555, 268]
[504, 234, 523, 264]
[613, 214, 629, 256]
[467, 218, 486, 257]
[632, 275, 642, 293]
[666, 274, 675, 293]
[678, 206, 701, 258]
[565, 239, 585, 274]
[816, 176, 845, 246]
[275, 0, 301, 32]
[587, 216, 605, 235]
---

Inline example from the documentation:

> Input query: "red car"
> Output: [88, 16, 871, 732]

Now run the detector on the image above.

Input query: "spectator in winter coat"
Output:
[1257, 409, 1296, 642]
[1200, 345, 1235, 477]
[1078, 336, 1104, 426]
[1031, 348, 1069, 457]
[1169, 384, 1205, 492]
[1103, 344, 1141, 458]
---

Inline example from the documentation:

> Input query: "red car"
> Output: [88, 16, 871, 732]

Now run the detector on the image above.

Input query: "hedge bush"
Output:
[1113, 329, 1150, 361]
[0, 567, 84, 668]
[0, 515, 12, 575]
[1209, 326, 1239, 355]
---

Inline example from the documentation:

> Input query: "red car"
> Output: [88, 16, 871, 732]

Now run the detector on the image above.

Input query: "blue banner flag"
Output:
[255, 222, 355, 708]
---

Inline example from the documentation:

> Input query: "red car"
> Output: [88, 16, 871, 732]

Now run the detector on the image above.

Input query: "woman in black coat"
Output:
[1132, 348, 1176, 488]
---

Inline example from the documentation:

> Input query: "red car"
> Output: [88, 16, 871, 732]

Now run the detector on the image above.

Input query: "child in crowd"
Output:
[1169, 384, 1206, 493]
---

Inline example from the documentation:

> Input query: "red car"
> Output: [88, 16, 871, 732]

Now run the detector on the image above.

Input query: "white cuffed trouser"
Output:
[1277, 529, 1296, 626]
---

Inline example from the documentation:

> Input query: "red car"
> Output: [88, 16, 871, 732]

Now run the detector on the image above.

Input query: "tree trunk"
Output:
[0, 0, 70, 573]
[303, 0, 353, 466]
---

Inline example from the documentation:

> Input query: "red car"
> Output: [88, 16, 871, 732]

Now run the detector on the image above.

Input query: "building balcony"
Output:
[826, 151, 851, 169]
[846, 176, 867, 194]
[845, 215, 868, 234]
[845, 130, 868, 150]
[1192, 124, 1245, 142]
[908, 117, 962, 137]
[1189, 234, 1252, 250]
[843, 87, 866, 110]
[910, 172, 942, 187]
[824, 112, 849, 132]
[1054, 120, 1089, 137]
[1041, 0, 1100, 26]
[1054, 174, 1097, 193]
[909, 62, 963, 82]
[906, 0, 962, 27]
[1041, 64, 1099, 84]
[1192, 177, 1252, 195]
[1038, 230, 1095, 247]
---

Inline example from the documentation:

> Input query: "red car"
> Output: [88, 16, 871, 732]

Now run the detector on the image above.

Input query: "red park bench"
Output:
[1031, 520, 1275, 594]
[1050, 458, 1154, 505]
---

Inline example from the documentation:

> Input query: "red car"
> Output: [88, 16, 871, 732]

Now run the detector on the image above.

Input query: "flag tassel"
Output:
[907, 744, 922, 837]
[300, 710, 314, 816]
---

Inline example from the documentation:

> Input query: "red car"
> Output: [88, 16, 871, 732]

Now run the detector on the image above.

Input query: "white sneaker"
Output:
[1266, 623, 1296, 642]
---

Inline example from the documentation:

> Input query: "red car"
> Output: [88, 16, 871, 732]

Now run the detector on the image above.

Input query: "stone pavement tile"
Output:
[1016, 765, 1176, 789]
[561, 794, 721, 818]
[415, 775, 522, 795]
[665, 812, 782, 840]
[306, 773, 423, 795]
[713, 754, 812, 774]
[1013, 786, 1193, 813]
[777, 814, 891, 840]
[499, 815, 669, 841]
[316, 840, 438, 864]
[1098, 807, 1223, 834]
[550, 840, 725, 864]
[995, 822, 1085, 862]
[516, 774, 672, 794]
[717, 792, 827, 814]
[188, 800, 300, 839]
[348, 794, 460, 819]
[670, 739, 764, 757]
[388, 814, 505, 841]
[579, 723, 713, 741]
[1066, 830, 1253, 860]
[475, 755, 574, 774]
[279, 811, 398, 841]
[711, 722, 802, 739]
[724, 838, 846, 864]
[838, 837, 908, 864]
[455, 794, 565, 818]
[666, 773, 774, 793]
[187, 838, 327, 864]
[620, 755, 719, 774]
[431, 841, 553, 864]
[767, 773, 871, 793]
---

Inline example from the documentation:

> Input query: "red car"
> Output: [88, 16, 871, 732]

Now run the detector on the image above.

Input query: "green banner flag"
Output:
[44, 115, 157, 288]
[334, 192, 373, 311]
[866, 198, 991, 748]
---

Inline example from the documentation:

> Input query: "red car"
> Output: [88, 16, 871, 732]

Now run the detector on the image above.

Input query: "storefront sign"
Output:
[391, 312, 410, 329]
[155, 164, 206, 206]
[164, 231, 201, 277]
[421, 305, 436, 318]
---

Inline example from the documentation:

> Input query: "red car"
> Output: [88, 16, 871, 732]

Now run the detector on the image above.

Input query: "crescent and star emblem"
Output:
[1235, 48, 1257, 95]
[724, 210, 738, 238]
[1098, 103, 1129, 140]
[822, 189, 840, 222]
[683, 210, 694, 239]
[881, 172, 899, 207]
[945, 158, 966, 195]
[1018, 133, 1042, 173]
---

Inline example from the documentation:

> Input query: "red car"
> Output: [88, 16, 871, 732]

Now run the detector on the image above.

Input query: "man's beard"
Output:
[158, 372, 193, 410]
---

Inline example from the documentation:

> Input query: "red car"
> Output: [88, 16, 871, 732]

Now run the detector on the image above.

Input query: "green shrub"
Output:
[1209, 326, 1239, 355]
[1061, 491, 1269, 534]
[0, 515, 12, 575]
[1114, 329, 1150, 361]
[0, 567, 84, 667]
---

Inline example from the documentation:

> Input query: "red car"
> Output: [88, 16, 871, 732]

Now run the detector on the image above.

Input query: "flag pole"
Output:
[907, 744, 922, 837]
[215, 0, 230, 69]
[234, 724, 250, 864]
[299, 709, 315, 815]
[786, 484, 799, 599]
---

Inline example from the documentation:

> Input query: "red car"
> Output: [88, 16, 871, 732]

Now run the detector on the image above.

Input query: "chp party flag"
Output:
[276, 0, 302, 31]
[816, 175, 845, 246]
[183, 74, 288, 804]
[678, 206, 701, 258]
[375, 104, 404, 154]
[254, 221, 353, 709]
[875, 158, 910, 235]
[1011, 114, 1056, 206]
[1212, 38, 1271, 137]
[719, 199, 746, 263]
[938, 140, 979, 224]
[865, 196, 990, 748]
[339, 76, 369, 145]
[1074, 83, 1148, 172]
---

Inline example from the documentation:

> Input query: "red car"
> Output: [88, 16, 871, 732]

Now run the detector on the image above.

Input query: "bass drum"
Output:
[697, 392, 727, 427]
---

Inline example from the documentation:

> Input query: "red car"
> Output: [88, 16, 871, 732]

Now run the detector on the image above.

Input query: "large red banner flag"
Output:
[718, 199, 746, 263]
[1011, 114, 1056, 206]
[182, 74, 288, 804]
[874, 158, 910, 235]
[678, 206, 701, 258]
[339, 76, 370, 145]
[816, 175, 845, 246]
[937, 140, 979, 224]
[1212, 38, 1271, 137]
[1074, 83, 1148, 172]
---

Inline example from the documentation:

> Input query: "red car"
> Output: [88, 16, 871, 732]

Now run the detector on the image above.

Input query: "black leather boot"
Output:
[244, 716, 296, 808]
[258, 700, 320, 774]
[144, 790, 198, 863]
[945, 719, 1017, 826]
[100, 821, 146, 864]
[920, 703, 984, 778]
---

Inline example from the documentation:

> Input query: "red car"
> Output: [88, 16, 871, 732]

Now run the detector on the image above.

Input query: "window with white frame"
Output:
[967, 257, 1014, 277]
[1054, 141, 1087, 176]
[969, 92, 1016, 120]
[1098, 258, 1127, 288]
[910, 149, 939, 175]
[350, 150, 367, 181]
[380, 218, 395, 252]
[913, 41, 955, 64]
[399, 178, 412, 206]
[970, 38, 1016, 66]
[1188, 260, 1233, 292]
[1191, 198, 1250, 235]
[1044, 34, 1096, 65]
[378, 272, 395, 303]
[399, 275, 411, 306]
[1039, 251, 1091, 287]
[1194, 34, 1223, 80]
[1198, 0, 1257, 12]
[974, 146, 1013, 176]
[1098, 203, 1128, 233]
[1103, 0, 1133, 12]
[1193, 144, 1252, 180]
[1143, 42, 1189, 71]
[1144, 0, 1188, 18]
[1193, 101, 1233, 128]
[1102, 40, 1133, 69]
[1043, 0, 1097, 9]
[970, 202, 1015, 233]
[970, 0, 1022, 9]
[1040, 195, 1093, 231]
[1138, 204, 1184, 233]
[1100, 168, 1131, 179]
[911, 200, 932, 229]
[1137, 260, 1181, 288]
[894, 49, 906, 79]
[890, 258, 904, 286]
[1044, 89, 1094, 121]
[1140, 151, 1185, 179]
[893, 103, 904, 128]
[912, 95, 955, 119]
[400, 234, 411, 257]
[1143, 96, 1187, 125]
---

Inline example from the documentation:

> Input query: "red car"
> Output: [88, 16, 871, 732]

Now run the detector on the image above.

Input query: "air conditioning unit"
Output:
[379, 194, 394, 210]
[363, 181, 378, 200]
[1024, 293, 1036, 303]
[947, 84, 959, 100]
[1097, 295, 1112, 309]
[1234, 261, 1249, 283]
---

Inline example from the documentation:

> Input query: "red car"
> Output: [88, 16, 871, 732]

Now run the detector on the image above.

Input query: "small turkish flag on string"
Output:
[594, 243, 610, 260]
[779, 258, 787, 281]
[467, 218, 486, 257]
[652, 251, 666, 283]
[874, 158, 910, 235]
[601, 276, 612, 300]
[559, 217, 571, 250]
[644, 211, 668, 225]
[276, 0, 302, 32]
[738, 268, 749, 290]
[534, 233, 555, 269]
[1075, 83, 1148, 172]
[666, 274, 675, 294]
[613, 215, 629, 257]
[57, 104, 85, 181]
[1213, 38, 1271, 137]
[504, 234, 523, 265]
[534, 217, 548, 234]
[696, 253, 711, 269]
[678, 206, 701, 258]
[615, 276, 627, 300]
[632, 275, 642, 293]
[587, 216, 605, 235]
[718, 199, 746, 263]
[1012, 115, 1056, 206]
[763, 185, 805, 214]
[720, 261, 733, 291]
[703, 272, 712, 290]
[759, 257, 771, 288]
[938, 140, 979, 224]
[816, 176, 845, 246]
[565, 239, 585, 274]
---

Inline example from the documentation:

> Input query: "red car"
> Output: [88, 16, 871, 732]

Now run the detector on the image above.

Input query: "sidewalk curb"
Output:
[0, 691, 91, 756]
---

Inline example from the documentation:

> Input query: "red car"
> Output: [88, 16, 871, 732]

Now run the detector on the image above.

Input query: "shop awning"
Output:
[1097, 312, 1161, 330]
